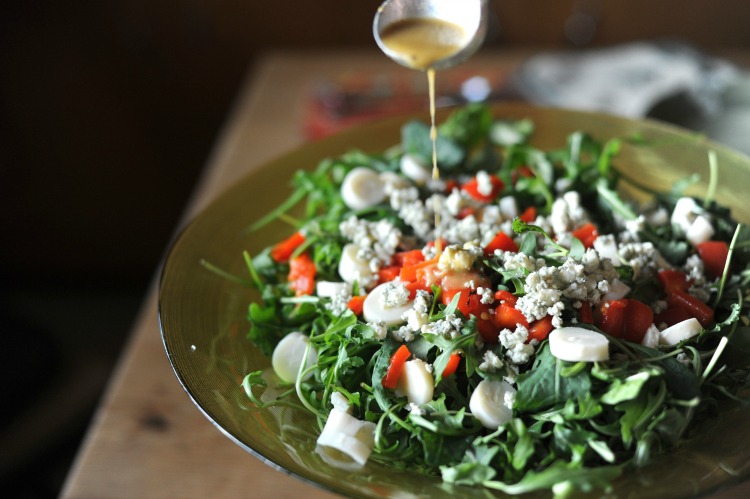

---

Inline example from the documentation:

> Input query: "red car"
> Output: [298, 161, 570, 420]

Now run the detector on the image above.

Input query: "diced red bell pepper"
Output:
[347, 295, 366, 315]
[382, 344, 411, 389]
[578, 301, 594, 324]
[444, 179, 459, 193]
[518, 206, 537, 223]
[393, 249, 425, 268]
[399, 257, 439, 282]
[572, 223, 599, 249]
[696, 240, 729, 279]
[484, 231, 519, 256]
[288, 253, 316, 296]
[405, 279, 431, 299]
[378, 265, 401, 283]
[442, 288, 472, 317]
[597, 298, 653, 342]
[441, 353, 461, 378]
[657, 269, 689, 294]
[527, 315, 554, 342]
[494, 289, 517, 306]
[596, 299, 628, 337]
[668, 290, 714, 327]
[270, 232, 305, 263]
[492, 301, 529, 331]
[621, 299, 654, 343]
[461, 174, 504, 203]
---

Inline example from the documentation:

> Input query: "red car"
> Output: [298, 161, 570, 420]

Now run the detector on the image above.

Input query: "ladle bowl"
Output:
[373, 0, 488, 71]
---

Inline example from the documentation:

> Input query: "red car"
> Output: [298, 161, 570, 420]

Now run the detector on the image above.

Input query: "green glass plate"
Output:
[159, 103, 750, 498]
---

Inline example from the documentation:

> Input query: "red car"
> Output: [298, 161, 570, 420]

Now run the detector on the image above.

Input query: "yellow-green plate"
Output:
[159, 103, 750, 498]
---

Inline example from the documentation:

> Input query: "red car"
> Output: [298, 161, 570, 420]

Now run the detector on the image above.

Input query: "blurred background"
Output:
[1, 0, 749, 496]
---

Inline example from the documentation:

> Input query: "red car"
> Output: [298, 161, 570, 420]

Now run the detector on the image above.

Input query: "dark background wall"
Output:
[1, 1, 748, 496]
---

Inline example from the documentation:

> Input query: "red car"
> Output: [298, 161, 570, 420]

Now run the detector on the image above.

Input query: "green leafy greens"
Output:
[226, 104, 750, 496]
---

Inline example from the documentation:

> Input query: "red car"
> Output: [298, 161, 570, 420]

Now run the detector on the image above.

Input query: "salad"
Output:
[234, 104, 750, 496]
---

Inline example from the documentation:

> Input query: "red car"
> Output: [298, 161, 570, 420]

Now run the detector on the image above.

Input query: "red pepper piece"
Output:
[597, 299, 628, 337]
[492, 301, 530, 331]
[347, 295, 366, 316]
[578, 301, 594, 324]
[378, 265, 401, 283]
[657, 269, 690, 294]
[622, 299, 654, 343]
[382, 344, 411, 389]
[270, 232, 305, 263]
[696, 240, 729, 279]
[441, 353, 461, 378]
[493, 289, 517, 306]
[393, 249, 425, 268]
[442, 288, 472, 317]
[668, 290, 714, 327]
[484, 231, 519, 256]
[461, 174, 504, 203]
[288, 253, 316, 296]
[528, 315, 554, 342]
[518, 206, 537, 223]
[572, 223, 599, 249]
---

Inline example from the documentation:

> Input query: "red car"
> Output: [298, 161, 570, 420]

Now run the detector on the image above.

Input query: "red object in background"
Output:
[303, 70, 514, 140]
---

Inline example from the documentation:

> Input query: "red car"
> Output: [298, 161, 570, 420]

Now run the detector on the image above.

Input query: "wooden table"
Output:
[61, 48, 750, 498]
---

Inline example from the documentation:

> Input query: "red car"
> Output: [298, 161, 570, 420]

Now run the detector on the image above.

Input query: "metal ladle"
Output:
[373, 0, 488, 71]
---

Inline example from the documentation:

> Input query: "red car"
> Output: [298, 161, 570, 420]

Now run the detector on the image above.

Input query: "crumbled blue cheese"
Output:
[388, 186, 420, 210]
[402, 290, 432, 333]
[339, 216, 401, 268]
[368, 320, 388, 340]
[618, 241, 668, 280]
[480, 204, 502, 225]
[499, 325, 535, 364]
[444, 188, 465, 216]
[325, 289, 353, 315]
[440, 214, 483, 246]
[477, 286, 494, 304]
[421, 313, 464, 339]
[478, 350, 504, 372]
[475, 170, 494, 196]
[547, 191, 588, 236]
[683, 254, 711, 302]
[398, 198, 433, 240]
[393, 325, 416, 342]
[497, 250, 547, 273]
[623, 215, 646, 241]
[516, 248, 619, 326]
[382, 281, 410, 308]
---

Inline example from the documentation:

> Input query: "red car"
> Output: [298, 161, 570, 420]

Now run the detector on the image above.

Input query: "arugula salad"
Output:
[236, 104, 750, 496]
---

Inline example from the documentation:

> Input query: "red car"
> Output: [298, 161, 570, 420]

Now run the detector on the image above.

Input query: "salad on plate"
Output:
[229, 104, 750, 496]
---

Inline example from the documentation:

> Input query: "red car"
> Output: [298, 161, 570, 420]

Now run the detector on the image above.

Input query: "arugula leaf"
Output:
[401, 120, 465, 170]
[439, 102, 492, 149]
[515, 344, 593, 412]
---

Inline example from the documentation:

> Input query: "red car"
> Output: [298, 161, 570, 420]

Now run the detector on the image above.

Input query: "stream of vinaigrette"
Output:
[380, 18, 468, 253]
